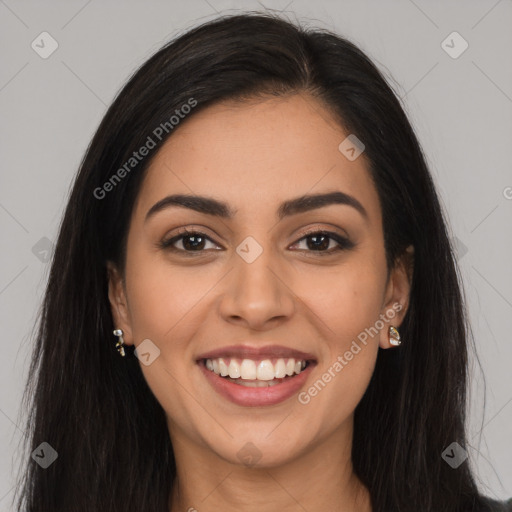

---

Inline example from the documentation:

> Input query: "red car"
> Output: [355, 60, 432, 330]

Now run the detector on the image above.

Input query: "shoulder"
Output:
[477, 496, 512, 512]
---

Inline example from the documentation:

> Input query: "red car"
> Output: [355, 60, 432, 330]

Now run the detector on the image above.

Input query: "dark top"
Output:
[479, 497, 512, 511]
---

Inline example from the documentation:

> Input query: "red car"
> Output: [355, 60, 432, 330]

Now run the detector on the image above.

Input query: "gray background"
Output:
[0, 0, 511, 508]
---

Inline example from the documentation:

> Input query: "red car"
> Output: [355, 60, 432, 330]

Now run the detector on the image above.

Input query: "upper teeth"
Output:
[205, 358, 307, 380]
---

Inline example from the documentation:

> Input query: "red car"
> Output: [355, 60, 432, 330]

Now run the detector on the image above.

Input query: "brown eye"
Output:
[290, 230, 354, 255]
[160, 229, 221, 253]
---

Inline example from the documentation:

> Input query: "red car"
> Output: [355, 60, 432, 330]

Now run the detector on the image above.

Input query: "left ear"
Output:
[379, 244, 414, 349]
[106, 261, 134, 345]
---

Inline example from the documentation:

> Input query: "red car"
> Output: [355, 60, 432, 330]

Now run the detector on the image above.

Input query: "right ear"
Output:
[106, 261, 134, 345]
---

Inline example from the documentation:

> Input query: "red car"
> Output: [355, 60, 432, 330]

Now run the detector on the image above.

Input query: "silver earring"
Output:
[389, 326, 401, 347]
[113, 329, 126, 357]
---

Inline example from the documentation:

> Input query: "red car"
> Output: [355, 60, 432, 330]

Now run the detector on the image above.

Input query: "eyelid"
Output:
[295, 224, 349, 240]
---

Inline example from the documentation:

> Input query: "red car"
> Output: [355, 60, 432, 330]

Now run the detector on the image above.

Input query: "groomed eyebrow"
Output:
[145, 191, 368, 223]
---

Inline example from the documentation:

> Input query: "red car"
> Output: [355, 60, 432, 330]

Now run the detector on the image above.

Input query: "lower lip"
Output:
[198, 360, 315, 407]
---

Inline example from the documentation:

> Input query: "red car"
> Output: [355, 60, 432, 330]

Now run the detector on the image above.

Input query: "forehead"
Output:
[132, 93, 381, 226]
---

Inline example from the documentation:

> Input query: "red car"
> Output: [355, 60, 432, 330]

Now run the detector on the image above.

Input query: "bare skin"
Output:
[108, 92, 413, 512]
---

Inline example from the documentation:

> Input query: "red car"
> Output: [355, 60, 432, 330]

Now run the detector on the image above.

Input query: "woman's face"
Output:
[108, 92, 411, 468]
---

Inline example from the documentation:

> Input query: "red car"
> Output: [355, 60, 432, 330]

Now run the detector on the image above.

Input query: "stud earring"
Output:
[389, 326, 401, 347]
[113, 329, 126, 357]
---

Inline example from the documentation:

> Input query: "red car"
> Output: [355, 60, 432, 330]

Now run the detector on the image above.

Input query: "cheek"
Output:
[293, 260, 384, 405]
[298, 342, 378, 440]
[125, 252, 213, 342]
[124, 255, 213, 437]
[297, 268, 382, 427]
[297, 262, 385, 348]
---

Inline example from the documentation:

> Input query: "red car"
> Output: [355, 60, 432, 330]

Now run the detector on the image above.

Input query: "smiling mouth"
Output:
[200, 357, 314, 387]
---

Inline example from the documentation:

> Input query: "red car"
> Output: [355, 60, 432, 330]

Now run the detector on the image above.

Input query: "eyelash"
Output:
[159, 228, 355, 257]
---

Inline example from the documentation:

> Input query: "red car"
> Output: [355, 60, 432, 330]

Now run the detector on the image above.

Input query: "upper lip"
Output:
[196, 344, 317, 362]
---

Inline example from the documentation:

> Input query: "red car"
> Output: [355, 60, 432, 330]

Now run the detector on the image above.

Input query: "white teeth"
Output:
[204, 357, 309, 381]
[240, 359, 257, 379]
[256, 360, 275, 381]
[285, 358, 295, 376]
[275, 359, 287, 378]
[219, 358, 229, 377]
[228, 359, 241, 379]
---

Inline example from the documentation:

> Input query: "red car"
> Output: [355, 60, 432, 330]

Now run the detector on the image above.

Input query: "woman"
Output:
[14, 12, 511, 512]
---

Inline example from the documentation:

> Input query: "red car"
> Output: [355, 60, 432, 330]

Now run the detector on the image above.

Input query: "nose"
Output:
[218, 247, 295, 331]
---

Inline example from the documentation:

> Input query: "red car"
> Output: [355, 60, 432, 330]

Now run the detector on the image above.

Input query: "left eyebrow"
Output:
[145, 191, 368, 223]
